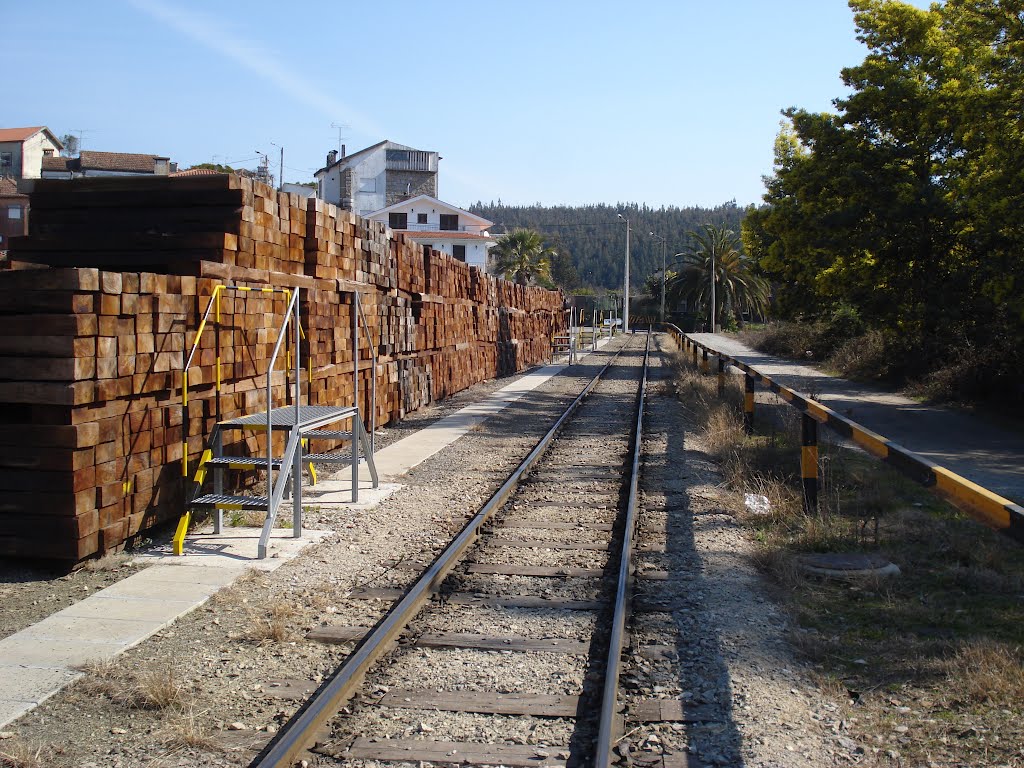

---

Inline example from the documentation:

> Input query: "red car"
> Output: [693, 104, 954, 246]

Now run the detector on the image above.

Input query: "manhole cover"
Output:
[797, 552, 900, 579]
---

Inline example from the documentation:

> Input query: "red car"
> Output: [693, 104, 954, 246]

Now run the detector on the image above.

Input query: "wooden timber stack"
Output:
[0, 175, 565, 561]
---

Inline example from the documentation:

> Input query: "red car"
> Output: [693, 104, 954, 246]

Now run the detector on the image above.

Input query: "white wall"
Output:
[20, 133, 61, 179]
[370, 198, 489, 233]
[351, 149, 386, 216]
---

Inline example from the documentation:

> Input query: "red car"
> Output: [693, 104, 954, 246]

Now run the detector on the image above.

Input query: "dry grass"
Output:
[158, 706, 220, 751]
[0, 740, 53, 768]
[245, 600, 297, 643]
[947, 640, 1024, 705]
[76, 659, 186, 711]
[668, 334, 1024, 766]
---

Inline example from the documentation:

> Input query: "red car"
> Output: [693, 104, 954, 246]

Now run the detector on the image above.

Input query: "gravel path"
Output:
[1, 334, 850, 767]
[691, 332, 1024, 504]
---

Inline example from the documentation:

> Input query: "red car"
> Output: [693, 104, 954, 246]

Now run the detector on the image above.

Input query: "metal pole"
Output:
[744, 374, 755, 434]
[710, 249, 716, 333]
[801, 413, 819, 512]
[292, 290, 301, 536]
[624, 220, 631, 332]
[352, 291, 360, 503]
[660, 237, 667, 323]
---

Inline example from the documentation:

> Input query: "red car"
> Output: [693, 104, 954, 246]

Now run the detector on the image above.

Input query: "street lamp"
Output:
[649, 231, 668, 323]
[616, 213, 630, 331]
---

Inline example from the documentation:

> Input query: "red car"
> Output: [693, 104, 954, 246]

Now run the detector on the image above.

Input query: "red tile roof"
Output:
[41, 156, 71, 172]
[170, 167, 223, 177]
[78, 151, 167, 173]
[0, 177, 27, 199]
[0, 126, 46, 142]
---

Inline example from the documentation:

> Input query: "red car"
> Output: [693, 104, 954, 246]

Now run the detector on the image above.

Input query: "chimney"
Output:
[341, 144, 346, 159]
[327, 149, 338, 166]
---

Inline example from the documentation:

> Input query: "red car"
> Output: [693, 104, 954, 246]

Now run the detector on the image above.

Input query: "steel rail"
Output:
[250, 337, 637, 768]
[595, 328, 652, 766]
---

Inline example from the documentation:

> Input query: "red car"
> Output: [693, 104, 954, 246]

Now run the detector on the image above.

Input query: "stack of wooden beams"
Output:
[0, 176, 565, 561]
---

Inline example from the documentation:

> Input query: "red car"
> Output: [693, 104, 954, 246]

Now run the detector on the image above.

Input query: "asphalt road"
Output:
[690, 333, 1024, 505]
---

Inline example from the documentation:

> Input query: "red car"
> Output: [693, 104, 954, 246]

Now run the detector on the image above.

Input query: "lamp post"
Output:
[649, 231, 668, 323]
[270, 141, 284, 191]
[710, 247, 716, 334]
[616, 213, 631, 332]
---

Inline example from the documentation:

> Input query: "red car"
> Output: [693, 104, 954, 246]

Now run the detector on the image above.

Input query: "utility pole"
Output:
[271, 142, 284, 191]
[617, 214, 631, 332]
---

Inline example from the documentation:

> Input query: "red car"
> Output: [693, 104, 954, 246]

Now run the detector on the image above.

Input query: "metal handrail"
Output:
[665, 324, 1024, 543]
[180, 284, 296, 478]
[356, 297, 377, 455]
[265, 288, 301, 520]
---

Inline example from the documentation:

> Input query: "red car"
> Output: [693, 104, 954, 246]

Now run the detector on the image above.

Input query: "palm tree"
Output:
[490, 229, 555, 286]
[667, 224, 769, 329]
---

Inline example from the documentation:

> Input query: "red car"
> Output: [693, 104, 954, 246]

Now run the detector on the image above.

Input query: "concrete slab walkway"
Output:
[0, 338, 615, 728]
[691, 332, 1024, 503]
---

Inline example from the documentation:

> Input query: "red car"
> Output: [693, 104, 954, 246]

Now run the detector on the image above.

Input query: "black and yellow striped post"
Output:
[701, 348, 709, 374]
[743, 374, 755, 434]
[717, 356, 725, 395]
[692, 340, 699, 368]
[801, 413, 818, 512]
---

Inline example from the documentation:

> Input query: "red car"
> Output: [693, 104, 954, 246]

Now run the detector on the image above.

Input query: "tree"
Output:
[490, 229, 555, 286]
[59, 134, 79, 158]
[667, 224, 770, 329]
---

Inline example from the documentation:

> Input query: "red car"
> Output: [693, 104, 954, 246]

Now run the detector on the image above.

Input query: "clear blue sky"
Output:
[5, 0, 931, 209]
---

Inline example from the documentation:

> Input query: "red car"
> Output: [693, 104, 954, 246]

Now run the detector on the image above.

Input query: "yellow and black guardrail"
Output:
[664, 324, 1024, 544]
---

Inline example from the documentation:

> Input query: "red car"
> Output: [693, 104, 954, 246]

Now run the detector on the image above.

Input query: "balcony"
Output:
[385, 149, 437, 173]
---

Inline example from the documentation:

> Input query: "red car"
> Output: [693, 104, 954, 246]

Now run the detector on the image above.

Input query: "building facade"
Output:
[367, 194, 494, 270]
[0, 127, 63, 180]
[315, 140, 438, 216]
[0, 178, 28, 253]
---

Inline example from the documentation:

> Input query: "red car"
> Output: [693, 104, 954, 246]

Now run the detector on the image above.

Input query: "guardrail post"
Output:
[743, 374, 755, 434]
[717, 356, 725, 395]
[701, 348, 709, 374]
[801, 413, 819, 512]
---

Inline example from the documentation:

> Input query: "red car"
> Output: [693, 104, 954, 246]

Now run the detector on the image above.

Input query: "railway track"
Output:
[252, 331, 657, 767]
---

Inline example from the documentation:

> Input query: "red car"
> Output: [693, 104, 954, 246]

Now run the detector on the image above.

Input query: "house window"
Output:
[452, 244, 466, 262]
[439, 214, 458, 231]
[8, 205, 22, 220]
[43, 149, 54, 157]
[359, 177, 376, 193]
[0, 152, 12, 172]
[389, 212, 408, 229]
[417, 213, 428, 224]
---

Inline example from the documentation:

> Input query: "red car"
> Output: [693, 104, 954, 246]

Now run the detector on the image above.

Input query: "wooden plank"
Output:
[307, 627, 588, 654]
[627, 698, 720, 724]
[638, 570, 670, 581]
[467, 563, 604, 578]
[344, 737, 568, 767]
[379, 689, 580, 717]
[346, 588, 602, 611]
[487, 538, 608, 551]
[416, 633, 589, 655]
[498, 520, 613, 531]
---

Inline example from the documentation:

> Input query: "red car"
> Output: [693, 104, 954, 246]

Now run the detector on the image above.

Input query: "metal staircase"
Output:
[173, 286, 379, 559]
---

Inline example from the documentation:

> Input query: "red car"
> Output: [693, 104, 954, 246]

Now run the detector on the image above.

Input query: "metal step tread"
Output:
[305, 452, 362, 462]
[204, 457, 282, 469]
[190, 494, 269, 509]
[219, 405, 357, 431]
[304, 430, 353, 440]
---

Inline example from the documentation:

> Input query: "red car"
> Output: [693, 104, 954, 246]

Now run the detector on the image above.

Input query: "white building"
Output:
[367, 194, 494, 270]
[0, 126, 63, 179]
[314, 140, 438, 216]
